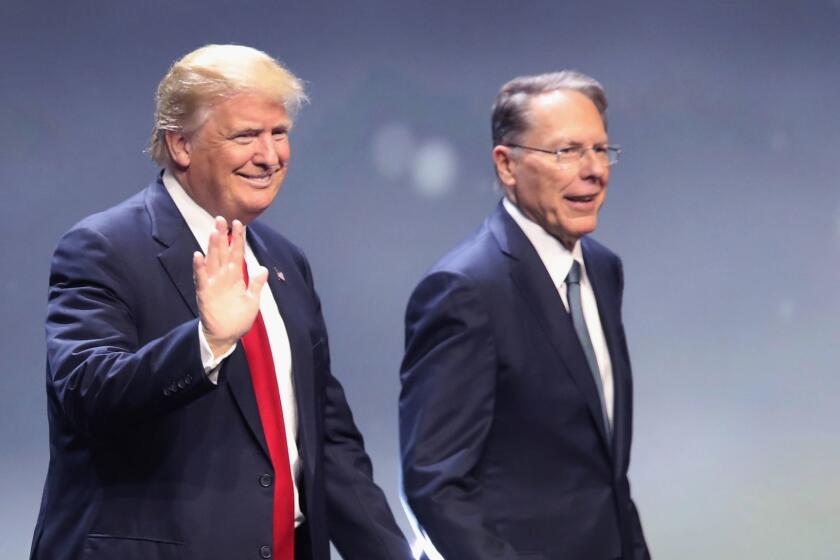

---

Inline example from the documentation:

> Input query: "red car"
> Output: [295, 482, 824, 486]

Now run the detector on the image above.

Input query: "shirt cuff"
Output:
[198, 322, 237, 384]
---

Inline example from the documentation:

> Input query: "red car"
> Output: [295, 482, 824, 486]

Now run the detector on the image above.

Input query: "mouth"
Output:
[563, 193, 600, 211]
[236, 168, 279, 188]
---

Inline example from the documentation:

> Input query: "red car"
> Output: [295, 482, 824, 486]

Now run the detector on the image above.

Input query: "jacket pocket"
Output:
[83, 534, 184, 560]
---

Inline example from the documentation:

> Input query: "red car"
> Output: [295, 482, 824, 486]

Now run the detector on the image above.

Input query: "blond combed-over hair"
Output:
[148, 44, 307, 167]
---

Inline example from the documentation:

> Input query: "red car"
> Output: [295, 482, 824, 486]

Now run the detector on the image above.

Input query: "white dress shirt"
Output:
[163, 170, 304, 524]
[503, 197, 614, 427]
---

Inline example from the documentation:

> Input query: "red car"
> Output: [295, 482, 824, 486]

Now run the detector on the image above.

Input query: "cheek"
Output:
[278, 143, 291, 163]
[544, 173, 577, 203]
[222, 146, 256, 169]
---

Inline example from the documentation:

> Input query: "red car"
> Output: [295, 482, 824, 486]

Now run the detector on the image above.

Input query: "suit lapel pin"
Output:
[274, 267, 286, 282]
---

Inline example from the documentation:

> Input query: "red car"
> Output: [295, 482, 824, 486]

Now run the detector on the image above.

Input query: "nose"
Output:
[252, 133, 281, 167]
[578, 148, 608, 182]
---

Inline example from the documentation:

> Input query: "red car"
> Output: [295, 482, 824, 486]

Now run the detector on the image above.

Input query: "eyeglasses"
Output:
[505, 143, 622, 167]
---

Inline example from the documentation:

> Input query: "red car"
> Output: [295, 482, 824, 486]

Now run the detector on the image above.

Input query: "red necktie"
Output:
[240, 255, 295, 560]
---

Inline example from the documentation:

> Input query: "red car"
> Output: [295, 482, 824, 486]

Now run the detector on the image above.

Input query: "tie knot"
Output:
[565, 261, 582, 285]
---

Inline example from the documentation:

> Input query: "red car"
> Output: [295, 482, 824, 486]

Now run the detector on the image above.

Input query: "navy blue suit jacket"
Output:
[31, 178, 411, 560]
[400, 202, 649, 560]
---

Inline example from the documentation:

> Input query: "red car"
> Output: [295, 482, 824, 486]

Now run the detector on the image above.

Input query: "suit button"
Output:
[177, 380, 186, 389]
[163, 388, 171, 396]
[185, 374, 193, 383]
[259, 544, 272, 558]
[259, 473, 273, 487]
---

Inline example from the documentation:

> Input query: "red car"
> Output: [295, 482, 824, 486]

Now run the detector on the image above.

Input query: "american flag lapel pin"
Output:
[274, 267, 286, 282]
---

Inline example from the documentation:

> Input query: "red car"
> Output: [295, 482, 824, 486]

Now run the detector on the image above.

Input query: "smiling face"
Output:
[493, 90, 609, 249]
[166, 93, 292, 224]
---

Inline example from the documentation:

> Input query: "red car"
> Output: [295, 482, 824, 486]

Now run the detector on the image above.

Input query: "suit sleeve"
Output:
[46, 226, 213, 439]
[298, 255, 413, 560]
[399, 271, 519, 560]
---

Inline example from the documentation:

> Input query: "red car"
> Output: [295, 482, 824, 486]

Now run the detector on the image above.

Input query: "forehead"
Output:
[206, 93, 291, 128]
[523, 90, 606, 142]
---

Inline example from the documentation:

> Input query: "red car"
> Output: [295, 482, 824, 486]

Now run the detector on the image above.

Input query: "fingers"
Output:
[192, 251, 207, 290]
[205, 230, 220, 275]
[214, 215, 228, 236]
[205, 217, 228, 273]
[205, 216, 249, 276]
[215, 216, 229, 267]
[247, 266, 269, 298]
[229, 219, 245, 269]
[199, 217, 257, 295]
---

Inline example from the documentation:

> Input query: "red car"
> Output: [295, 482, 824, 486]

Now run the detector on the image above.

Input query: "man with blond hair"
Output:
[31, 45, 412, 560]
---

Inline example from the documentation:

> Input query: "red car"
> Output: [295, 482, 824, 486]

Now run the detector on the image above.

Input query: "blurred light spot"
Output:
[371, 122, 415, 180]
[778, 300, 796, 321]
[411, 139, 457, 199]
[769, 131, 789, 153]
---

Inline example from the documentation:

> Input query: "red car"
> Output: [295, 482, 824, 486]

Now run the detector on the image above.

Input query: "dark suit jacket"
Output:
[31, 178, 411, 560]
[399, 202, 649, 560]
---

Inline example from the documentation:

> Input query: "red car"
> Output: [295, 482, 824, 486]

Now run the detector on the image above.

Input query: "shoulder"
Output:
[247, 220, 307, 262]
[65, 189, 149, 243]
[245, 219, 318, 292]
[426, 219, 504, 284]
[406, 216, 506, 322]
[581, 235, 618, 259]
[582, 235, 622, 269]
[581, 235, 625, 296]
[47, 187, 160, 312]
[247, 219, 301, 251]
[52, 186, 157, 271]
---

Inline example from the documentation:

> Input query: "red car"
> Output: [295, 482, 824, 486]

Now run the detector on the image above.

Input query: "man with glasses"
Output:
[400, 71, 650, 560]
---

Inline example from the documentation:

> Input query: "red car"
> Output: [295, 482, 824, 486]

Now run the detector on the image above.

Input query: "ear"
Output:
[164, 130, 192, 168]
[492, 144, 517, 191]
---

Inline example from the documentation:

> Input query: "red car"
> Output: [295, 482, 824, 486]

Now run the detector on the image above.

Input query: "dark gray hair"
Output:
[491, 71, 607, 147]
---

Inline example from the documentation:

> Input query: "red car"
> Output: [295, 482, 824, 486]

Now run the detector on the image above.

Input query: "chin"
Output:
[248, 191, 280, 210]
[246, 202, 273, 218]
[577, 214, 599, 234]
[553, 221, 598, 244]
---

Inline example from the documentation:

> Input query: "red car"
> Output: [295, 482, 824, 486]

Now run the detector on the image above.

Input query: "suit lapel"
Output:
[247, 226, 317, 482]
[223, 347, 271, 459]
[582, 239, 630, 473]
[488, 204, 613, 455]
[148, 179, 201, 318]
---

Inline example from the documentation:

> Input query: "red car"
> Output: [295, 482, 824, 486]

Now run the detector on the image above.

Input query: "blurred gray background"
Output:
[2, 0, 838, 558]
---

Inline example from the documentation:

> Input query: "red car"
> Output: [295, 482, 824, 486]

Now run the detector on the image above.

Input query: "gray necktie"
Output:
[566, 261, 612, 441]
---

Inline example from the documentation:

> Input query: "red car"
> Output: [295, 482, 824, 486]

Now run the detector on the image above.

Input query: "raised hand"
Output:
[193, 217, 269, 357]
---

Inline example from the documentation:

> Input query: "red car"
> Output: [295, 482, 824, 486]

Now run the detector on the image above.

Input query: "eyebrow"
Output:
[548, 137, 608, 146]
[231, 128, 261, 136]
[229, 124, 290, 137]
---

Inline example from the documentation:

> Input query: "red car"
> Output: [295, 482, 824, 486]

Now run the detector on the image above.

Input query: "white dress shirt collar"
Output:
[502, 196, 586, 294]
